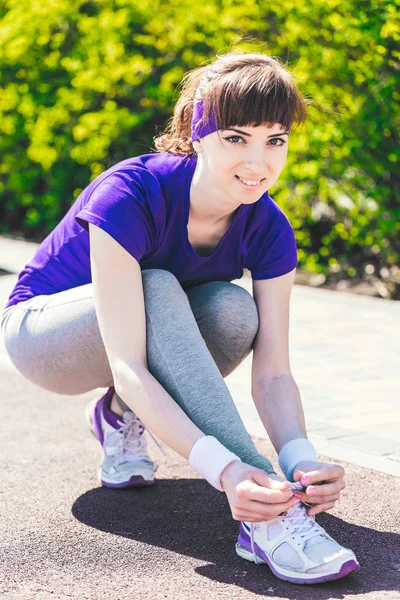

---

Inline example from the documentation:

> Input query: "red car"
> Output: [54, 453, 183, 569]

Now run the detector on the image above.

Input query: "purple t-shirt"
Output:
[4, 153, 298, 309]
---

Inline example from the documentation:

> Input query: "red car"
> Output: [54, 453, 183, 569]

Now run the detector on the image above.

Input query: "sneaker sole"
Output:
[235, 543, 360, 584]
[99, 471, 155, 489]
[85, 400, 156, 489]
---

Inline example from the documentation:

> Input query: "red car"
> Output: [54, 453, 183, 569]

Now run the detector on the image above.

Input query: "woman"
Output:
[1, 52, 359, 584]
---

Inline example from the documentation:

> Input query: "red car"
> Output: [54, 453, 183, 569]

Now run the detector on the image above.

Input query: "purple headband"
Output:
[191, 100, 220, 141]
[191, 99, 287, 141]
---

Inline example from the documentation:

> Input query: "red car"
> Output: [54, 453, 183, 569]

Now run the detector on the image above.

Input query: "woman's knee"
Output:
[191, 281, 259, 356]
[141, 269, 186, 310]
[215, 282, 259, 340]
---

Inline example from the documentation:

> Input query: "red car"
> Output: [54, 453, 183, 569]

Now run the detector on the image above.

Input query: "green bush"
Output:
[0, 0, 399, 296]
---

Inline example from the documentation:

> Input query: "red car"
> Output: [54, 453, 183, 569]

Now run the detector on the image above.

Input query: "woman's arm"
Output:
[89, 223, 204, 459]
[252, 270, 346, 515]
[251, 269, 308, 453]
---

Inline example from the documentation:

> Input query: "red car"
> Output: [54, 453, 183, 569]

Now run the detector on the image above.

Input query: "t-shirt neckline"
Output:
[183, 155, 245, 261]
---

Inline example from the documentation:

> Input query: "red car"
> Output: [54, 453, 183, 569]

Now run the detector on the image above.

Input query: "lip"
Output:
[236, 175, 265, 190]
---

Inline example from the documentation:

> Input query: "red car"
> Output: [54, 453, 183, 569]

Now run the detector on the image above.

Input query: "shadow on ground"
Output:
[72, 478, 400, 599]
[2, 372, 399, 599]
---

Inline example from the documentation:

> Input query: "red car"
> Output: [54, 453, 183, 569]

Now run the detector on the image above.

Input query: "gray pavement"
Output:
[1, 369, 399, 599]
[1, 235, 400, 478]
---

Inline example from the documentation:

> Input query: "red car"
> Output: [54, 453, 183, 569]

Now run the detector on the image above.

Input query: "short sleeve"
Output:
[246, 202, 298, 280]
[75, 170, 157, 262]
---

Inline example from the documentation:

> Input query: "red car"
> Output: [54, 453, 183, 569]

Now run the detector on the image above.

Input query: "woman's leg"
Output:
[1, 270, 275, 474]
[141, 270, 275, 474]
[1, 284, 114, 393]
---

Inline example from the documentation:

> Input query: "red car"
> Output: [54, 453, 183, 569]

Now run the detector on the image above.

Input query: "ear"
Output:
[192, 139, 203, 153]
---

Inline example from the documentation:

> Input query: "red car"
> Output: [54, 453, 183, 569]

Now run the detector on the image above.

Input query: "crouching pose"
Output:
[1, 51, 359, 584]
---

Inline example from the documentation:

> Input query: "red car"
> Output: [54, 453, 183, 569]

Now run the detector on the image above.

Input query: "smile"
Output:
[236, 176, 265, 189]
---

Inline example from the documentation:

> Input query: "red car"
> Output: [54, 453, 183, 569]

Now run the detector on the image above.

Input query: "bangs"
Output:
[204, 66, 306, 133]
[153, 52, 309, 155]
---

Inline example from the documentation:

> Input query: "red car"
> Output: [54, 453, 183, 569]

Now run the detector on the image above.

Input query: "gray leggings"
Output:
[1, 269, 275, 474]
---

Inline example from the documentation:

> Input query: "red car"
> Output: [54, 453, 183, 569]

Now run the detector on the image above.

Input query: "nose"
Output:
[242, 162, 265, 178]
[243, 152, 266, 176]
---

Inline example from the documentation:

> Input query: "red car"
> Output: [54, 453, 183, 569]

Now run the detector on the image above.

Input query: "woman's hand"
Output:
[220, 461, 299, 522]
[292, 460, 346, 517]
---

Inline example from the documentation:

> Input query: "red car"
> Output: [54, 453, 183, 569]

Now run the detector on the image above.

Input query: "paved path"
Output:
[1, 370, 399, 600]
[2, 235, 399, 478]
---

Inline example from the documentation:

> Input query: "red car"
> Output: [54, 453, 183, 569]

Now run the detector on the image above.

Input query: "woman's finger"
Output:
[305, 481, 344, 496]
[239, 496, 300, 521]
[307, 501, 337, 517]
[253, 489, 295, 504]
[300, 492, 341, 506]
[300, 464, 344, 486]
[298, 483, 343, 504]
[241, 482, 294, 505]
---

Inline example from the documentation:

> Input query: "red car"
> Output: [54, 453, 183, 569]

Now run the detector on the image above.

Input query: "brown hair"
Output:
[153, 51, 309, 156]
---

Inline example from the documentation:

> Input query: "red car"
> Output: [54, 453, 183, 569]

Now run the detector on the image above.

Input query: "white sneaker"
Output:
[236, 502, 359, 584]
[85, 388, 159, 488]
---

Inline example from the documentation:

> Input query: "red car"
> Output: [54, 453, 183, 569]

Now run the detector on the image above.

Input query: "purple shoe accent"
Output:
[87, 389, 156, 489]
[238, 522, 251, 548]
[92, 387, 119, 445]
[101, 475, 155, 489]
[238, 523, 360, 584]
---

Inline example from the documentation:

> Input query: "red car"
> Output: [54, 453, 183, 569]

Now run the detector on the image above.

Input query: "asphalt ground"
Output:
[1, 369, 399, 600]
[1, 236, 400, 598]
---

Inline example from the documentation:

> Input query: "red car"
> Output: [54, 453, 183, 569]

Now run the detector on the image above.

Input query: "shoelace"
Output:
[249, 482, 321, 565]
[107, 413, 167, 459]
[142, 426, 167, 456]
[290, 481, 305, 492]
[282, 503, 322, 541]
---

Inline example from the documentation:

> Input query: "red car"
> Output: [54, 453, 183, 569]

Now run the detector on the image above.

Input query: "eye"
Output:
[269, 138, 286, 147]
[223, 135, 245, 144]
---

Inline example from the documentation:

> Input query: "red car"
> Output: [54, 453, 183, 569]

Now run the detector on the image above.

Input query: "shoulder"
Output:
[136, 153, 196, 193]
[111, 152, 194, 181]
[91, 153, 195, 195]
[245, 192, 294, 235]
[73, 153, 192, 209]
[253, 192, 290, 219]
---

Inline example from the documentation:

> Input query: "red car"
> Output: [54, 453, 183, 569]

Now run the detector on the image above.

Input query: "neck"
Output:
[189, 158, 240, 225]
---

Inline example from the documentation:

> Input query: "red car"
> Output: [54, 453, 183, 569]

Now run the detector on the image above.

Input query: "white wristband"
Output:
[278, 438, 318, 481]
[188, 436, 242, 491]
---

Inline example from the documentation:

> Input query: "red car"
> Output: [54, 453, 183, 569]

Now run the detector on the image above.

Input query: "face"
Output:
[193, 123, 289, 206]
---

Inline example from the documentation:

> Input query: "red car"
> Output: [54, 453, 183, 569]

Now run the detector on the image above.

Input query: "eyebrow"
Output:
[223, 127, 290, 137]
